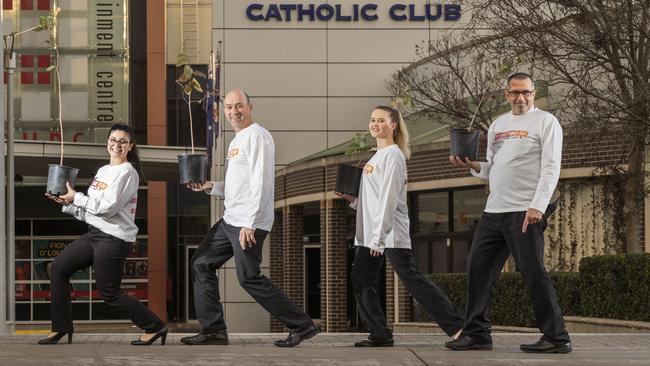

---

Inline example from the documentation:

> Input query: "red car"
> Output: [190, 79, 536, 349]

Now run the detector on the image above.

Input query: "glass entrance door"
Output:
[184, 245, 199, 322]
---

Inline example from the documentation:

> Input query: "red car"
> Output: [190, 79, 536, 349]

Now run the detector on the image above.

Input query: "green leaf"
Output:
[193, 71, 206, 78]
[46, 65, 55, 71]
[183, 84, 193, 95]
[177, 73, 190, 83]
[191, 78, 203, 93]
[39, 16, 49, 29]
[183, 64, 193, 79]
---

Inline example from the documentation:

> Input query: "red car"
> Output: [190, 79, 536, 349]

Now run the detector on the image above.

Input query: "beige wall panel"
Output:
[224, 29, 326, 63]
[328, 29, 428, 63]
[271, 131, 328, 165]
[328, 97, 392, 130]
[224, 302, 270, 332]
[224, 64, 327, 97]
[327, 131, 367, 149]
[328, 63, 405, 96]
[211, 0, 225, 28]
[231, 98, 327, 131]
[222, 267, 271, 303]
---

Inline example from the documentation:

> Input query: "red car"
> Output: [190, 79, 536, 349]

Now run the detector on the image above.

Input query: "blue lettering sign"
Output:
[316, 4, 334, 21]
[244, 3, 461, 22]
[361, 4, 378, 21]
[389, 4, 407, 21]
[445, 4, 461, 21]
[297, 4, 315, 21]
[246, 3, 264, 21]
[280, 4, 297, 20]
[266, 4, 282, 21]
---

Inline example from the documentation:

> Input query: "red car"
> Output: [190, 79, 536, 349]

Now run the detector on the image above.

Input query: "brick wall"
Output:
[269, 209, 285, 332]
[283, 205, 305, 312]
[278, 133, 631, 200]
[320, 199, 349, 332]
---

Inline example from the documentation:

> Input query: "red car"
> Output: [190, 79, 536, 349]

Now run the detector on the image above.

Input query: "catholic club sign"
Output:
[246, 3, 462, 22]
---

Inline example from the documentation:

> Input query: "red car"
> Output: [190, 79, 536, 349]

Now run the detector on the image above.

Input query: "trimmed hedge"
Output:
[422, 272, 580, 327]
[579, 253, 650, 321]
[414, 254, 650, 326]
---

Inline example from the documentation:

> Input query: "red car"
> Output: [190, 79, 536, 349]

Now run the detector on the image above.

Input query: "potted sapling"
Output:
[36, 7, 79, 196]
[175, 53, 209, 184]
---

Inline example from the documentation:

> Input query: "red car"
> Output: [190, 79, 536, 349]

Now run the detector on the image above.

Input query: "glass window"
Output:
[453, 188, 486, 232]
[415, 192, 449, 234]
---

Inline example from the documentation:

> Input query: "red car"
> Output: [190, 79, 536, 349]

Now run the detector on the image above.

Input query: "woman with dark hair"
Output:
[336, 106, 463, 347]
[40, 124, 166, 345]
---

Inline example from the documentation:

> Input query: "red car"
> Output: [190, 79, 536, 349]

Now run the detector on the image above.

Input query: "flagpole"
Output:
[213, 43, 224, 220]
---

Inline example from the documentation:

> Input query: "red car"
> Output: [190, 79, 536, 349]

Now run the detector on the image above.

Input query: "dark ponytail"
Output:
[108, 124, 146, 183]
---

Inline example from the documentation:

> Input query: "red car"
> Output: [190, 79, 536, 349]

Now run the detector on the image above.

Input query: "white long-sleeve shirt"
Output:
[220, 123, 275, 231]
[62, 162, 139, 242]
[354, 144, 411, 253]
[471, 107, 563, 213]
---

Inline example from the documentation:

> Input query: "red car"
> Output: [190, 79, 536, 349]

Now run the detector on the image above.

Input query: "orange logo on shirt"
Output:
[90, 179, 108, 190]
[227, 148, 240, 160]
[363, 164, 374, 175]
[495, 130, 528, 141]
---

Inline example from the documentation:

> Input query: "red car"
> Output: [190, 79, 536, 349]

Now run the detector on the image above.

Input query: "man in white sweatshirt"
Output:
[446, 73, 571, 353]
[181, 90, 319, 347]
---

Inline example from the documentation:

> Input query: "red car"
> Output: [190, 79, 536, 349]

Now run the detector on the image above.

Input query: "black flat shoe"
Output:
[520, 337, 572, 353]
[131, 327, 168, 346]
[180, 331, 229, 345]
[38, 332, 72, 345]
[354, 338, 394, 347]
[273, 325, 320, 347]
[444, 335, 493, 351]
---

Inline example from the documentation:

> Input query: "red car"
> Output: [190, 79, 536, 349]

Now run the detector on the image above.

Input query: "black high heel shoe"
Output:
[131, 327, 168, 346]
[38, 332, 72, 345]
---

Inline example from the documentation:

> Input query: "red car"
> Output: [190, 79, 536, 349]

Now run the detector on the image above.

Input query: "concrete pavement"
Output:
[0, 333, 648, 365]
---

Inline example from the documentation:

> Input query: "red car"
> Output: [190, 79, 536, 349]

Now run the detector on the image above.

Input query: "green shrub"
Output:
[579, 253, 650, 321]
[417, 272, 580, 327]
[412, 254, 650, 326]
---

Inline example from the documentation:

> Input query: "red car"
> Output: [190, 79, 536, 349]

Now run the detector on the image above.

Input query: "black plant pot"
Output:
[46, 164, 79, 196]
[450, 128, 481, 161]
[178, 154, 208, 184]
[335, 164, 363, 197]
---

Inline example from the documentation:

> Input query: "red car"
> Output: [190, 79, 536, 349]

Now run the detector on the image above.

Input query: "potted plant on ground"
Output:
[175, 53, 208, 184]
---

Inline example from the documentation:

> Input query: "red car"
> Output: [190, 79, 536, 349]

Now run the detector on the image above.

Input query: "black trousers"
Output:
[351, 246, 464, 339]
[191, 220, 313, 333]
[463, 212, 570, 343]
[50, 226, 164, 333]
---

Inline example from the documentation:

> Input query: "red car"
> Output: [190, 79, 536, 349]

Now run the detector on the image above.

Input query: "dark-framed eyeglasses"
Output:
[507, 90, 535, 98]
[108, 138, 131, 146]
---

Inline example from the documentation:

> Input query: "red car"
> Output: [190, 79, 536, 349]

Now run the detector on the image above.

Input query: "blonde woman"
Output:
[336, 106, 462, 347]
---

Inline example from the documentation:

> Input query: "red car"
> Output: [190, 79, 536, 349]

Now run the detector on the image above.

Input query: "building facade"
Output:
[4, 0, 649, 333]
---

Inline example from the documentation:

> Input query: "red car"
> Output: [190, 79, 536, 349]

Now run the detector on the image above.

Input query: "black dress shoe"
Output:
[38, 332, 72, 345]
[444, 335, 493, 351]
[273, 325, 320, 347]
[131, 327, 168, 346]
[354, 338, 394, 347]
[520, 337, 571, 353]
[181, 330, 229, 345]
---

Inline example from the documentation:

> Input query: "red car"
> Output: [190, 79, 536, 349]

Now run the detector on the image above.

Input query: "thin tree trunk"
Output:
[624, 134, 644, 253]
